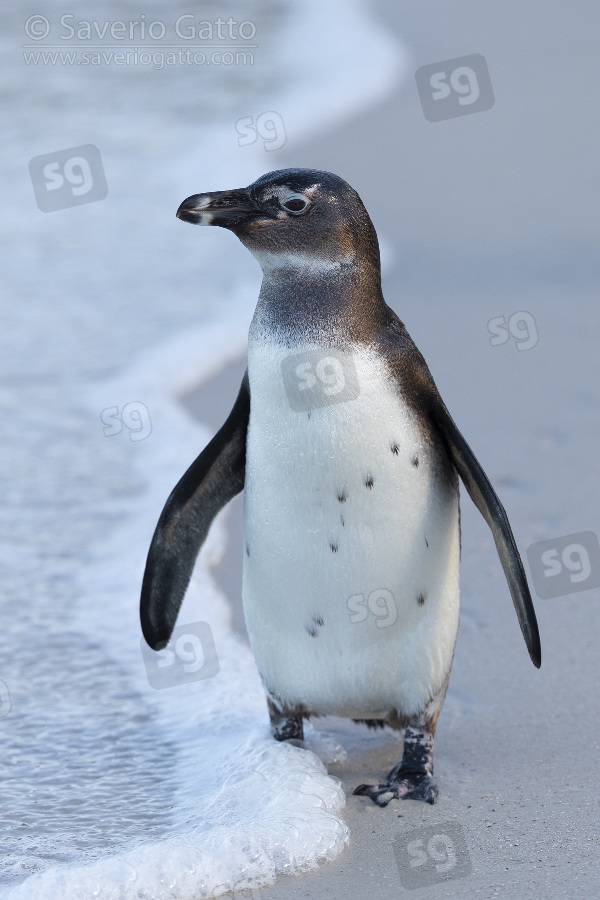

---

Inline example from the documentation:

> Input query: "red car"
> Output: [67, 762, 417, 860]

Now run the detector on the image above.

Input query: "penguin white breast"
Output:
[242, 338, 460, 721]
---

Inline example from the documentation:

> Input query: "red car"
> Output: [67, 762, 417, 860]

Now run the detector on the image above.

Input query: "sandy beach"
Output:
[183, 2, 600, 897]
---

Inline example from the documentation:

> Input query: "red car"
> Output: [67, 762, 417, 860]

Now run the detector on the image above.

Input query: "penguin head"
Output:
[177, 168, 380, 275]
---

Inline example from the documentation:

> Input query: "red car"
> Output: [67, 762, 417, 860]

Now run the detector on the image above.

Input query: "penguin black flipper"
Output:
[140, 371, 250, 651]
[382, 312, 541, 669]
[428, 394, 541, 667]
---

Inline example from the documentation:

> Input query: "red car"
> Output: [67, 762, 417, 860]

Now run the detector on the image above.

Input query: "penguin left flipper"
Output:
[426, 388, 541, 669]
[382, 313, 540, 668]
[140, 372, 250, 651]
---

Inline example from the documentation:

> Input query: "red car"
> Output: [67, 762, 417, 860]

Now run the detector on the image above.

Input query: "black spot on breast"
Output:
[391, 442, 399, 455]
[337, 489, 347, 503]
[425, 538, 429, 548]
[313, 615, 324, 626]
[417, 592, 427, 606]
[364, 474, 374, 490]
[330, 542, 338, 553]
[307, 411, 311, 419]
[245, 543, 250, 557]
[412, 455, 419, 468]
[305, 625, 318, 637]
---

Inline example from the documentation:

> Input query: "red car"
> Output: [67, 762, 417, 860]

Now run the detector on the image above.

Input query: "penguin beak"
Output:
[176, 188, 265, 229]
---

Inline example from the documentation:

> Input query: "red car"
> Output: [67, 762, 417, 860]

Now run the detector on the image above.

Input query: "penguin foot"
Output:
[267, 698, 304, 742]
[353, 774, 438, 806]
[353, 725, 438, 806]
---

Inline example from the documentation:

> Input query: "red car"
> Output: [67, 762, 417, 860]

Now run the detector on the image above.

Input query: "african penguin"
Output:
[141, 168, 541, 806]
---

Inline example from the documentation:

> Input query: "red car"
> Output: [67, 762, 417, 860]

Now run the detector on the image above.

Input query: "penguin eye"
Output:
[282, 195, 309, 214]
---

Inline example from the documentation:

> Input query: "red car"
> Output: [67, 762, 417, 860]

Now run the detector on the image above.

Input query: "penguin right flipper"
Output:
[429, 395, 541, 669]
[140, 371, 250, 651]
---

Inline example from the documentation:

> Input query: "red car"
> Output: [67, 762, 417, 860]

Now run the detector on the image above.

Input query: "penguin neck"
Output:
[251, 255, 387, 346]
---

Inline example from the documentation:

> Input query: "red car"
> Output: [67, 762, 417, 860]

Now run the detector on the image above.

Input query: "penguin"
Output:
[141, 168, 541, 806]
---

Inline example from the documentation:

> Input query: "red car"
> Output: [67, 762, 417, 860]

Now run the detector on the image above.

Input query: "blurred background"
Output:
[1, 1, 599, 898]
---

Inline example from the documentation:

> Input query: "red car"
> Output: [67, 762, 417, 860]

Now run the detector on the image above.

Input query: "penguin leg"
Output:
[267, 697, 304, 742]
[354, 714, 439, 807]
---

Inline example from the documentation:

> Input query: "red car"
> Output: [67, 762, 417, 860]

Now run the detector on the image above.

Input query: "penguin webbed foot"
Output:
[353, 725, 437, 806]
[353, 773, 438, 806]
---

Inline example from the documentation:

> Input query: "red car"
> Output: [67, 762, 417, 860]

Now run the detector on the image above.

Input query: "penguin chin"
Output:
[248, 247, 351, 275]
